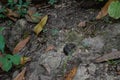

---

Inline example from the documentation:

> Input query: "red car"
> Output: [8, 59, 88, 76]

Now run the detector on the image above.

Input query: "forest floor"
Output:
[1, 0, 120, 80]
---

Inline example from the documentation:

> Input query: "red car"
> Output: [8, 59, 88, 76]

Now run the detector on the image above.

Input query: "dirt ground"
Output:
[1, 0, 120, 80]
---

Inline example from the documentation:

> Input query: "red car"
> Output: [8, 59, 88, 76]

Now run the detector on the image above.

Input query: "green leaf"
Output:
[11, 54, 21, 65]
[2, 59, 12, 72]
[33, 12, 42, 17]
[0, 54, 21, 71]
[0, 27, 5, 32]
[0, 56, 12, 72]
[48, 0, 56, 5]
[8, 0, 14, 3]
[18, 0, 23, 5]
[5, 54, 21, 65]
[108, 1, 120, 19]
[0, 34, 5, 53]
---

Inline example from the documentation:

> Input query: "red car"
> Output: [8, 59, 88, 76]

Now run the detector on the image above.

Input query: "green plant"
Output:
[0, 0, 30, 19]
[48, 0, 57, 5]
[16, 0, 30, 17]
[0, 6, 6, 18]
[0, 27, 21, 72]
[108, 1, 120, 19]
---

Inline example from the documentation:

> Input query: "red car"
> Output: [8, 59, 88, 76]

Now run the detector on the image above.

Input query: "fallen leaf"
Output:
[13, 36, 30, 54]
[77, 21, 86, 27]
[45, 45, 55, 52]
[95, 51, 120, 63]
[20, 57, 31, 65]
[14, 67, 26, 80]
[27, 7, 37, 16]
[33, 15, 48, 35]
[96, 0, 114, 19]
[6, 8, 19, 17]
[117, 71, 120, 75]
[64, 66, 78, 80]
[26, 7, 41, 23]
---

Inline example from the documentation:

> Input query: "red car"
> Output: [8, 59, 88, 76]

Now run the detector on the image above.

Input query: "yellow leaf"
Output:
[33, 15, 48, 35]
[20, 57, 31, 65]
[14, 67, 26, 80]
[96, 0, 114, 19]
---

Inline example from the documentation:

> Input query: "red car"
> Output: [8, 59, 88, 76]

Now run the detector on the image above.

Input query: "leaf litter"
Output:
[13, 67, 26, 80]
[95, 51, 120, 63]
[13, 36, 31, 54]
[33, 15, 48, 35]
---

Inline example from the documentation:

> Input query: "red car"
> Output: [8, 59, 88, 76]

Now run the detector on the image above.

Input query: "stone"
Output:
[40, 75, 51, 80]
[12, 70, 19, 79]
[87, 63, 96, 75]
[39, 52, 63, 72]
[28, 70, 39, 80]
[82, 36, 104, 52]
[73, 65, 90, 80]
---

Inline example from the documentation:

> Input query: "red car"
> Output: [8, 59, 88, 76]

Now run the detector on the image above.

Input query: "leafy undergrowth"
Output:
[0, 14, 48, 72]
[0, 27, 31, 72]
[0, 0, 56, 22]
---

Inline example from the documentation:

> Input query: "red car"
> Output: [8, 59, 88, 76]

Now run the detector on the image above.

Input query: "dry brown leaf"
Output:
[27, 7, 37, 16]
[45, 45, 55, 52]
[77, 21, 86, 27]
[64, 66, 78, 80]
[13, 36, 30, 54]
[117, 70, 120, 75]
[95, 51, 120, 63]
[25, 7, 41, 23]
[96, 0, 114, 19]
[6, 8, 19, 17]
[14, 67, 26, 80]
[4, 8, 20, 21]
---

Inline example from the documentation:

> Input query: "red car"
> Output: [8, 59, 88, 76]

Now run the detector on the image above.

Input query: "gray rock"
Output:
[82, 36, 104, 52]
[88, 63, 96, 75]
[39, 51, 63, 72]
[4, 19, 29, 51]
[106, 74, 114, 80]
[28, 70, 39, 80]
[73, 65, 90, 80]
[12, 70, 19, 79]
[40, 75, 52, 80]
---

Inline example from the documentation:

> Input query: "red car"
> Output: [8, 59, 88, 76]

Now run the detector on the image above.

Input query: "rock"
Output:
[28, 70, 39, 80]
[73, 65, 90, 80]
[73, 63, 96, 80]
[63, 43, 76, 56]
[82, 36, 104, 52]
[87, 63, 96, 75]
[4, 19, 29, 51]
[39, 52, 63, 73]
[12, 70, 19, 79]
[40, 75, 52, 80]
[106, 74, 114, 80]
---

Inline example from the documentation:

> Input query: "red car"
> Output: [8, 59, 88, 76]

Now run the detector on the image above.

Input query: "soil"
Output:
[1, 0, 120, 80]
